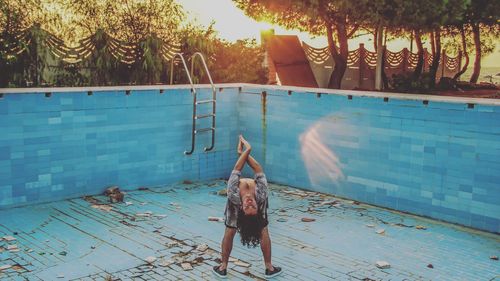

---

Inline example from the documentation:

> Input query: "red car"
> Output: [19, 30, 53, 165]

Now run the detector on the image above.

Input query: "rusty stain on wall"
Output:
[261, 91, 267, 164]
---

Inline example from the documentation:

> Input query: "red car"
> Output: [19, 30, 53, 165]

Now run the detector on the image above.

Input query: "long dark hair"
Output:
[236, 209, 266, 248]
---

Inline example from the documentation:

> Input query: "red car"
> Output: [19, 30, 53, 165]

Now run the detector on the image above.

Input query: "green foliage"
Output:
[390, 72, 434, 93]
[0, 12, 267, 87]
[2, 24, 58, 87]
[133, 35, 164, 84]
[68, 0, 184, 42]
[53, 63, 88, 86]
[83, 29, 120, 85]
[1, 0, 496, 89]
[174, 23, 267, 85]
[211, 39, 267, 84]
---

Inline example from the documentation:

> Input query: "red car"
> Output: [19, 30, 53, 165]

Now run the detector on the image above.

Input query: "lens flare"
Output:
[299, 117, 349, 191]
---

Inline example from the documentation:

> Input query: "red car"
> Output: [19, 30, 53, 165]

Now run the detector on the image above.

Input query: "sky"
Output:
[178, 0, 499, 68]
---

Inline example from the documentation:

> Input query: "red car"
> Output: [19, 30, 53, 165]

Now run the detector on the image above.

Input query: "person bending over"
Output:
[213, 135, 282, 279]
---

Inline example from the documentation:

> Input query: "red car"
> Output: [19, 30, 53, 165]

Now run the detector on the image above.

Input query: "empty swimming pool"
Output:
[0, 84, 499, 280]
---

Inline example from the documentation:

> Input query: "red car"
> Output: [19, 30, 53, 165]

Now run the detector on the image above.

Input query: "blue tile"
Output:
[0, 87, 499, 233]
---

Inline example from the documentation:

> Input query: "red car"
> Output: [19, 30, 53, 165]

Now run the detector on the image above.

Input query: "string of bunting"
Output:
[385, 49, 405, 67]
[2, 25, 181, 64]
[301, 42, 460, 73]
[303, 43, 331, 65]
[346, 48, 360, 66]
[363, 50, 377, 67]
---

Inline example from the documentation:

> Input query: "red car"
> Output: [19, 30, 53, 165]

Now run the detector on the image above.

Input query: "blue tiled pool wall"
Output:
[0, 88, 240, 208]
[1, 86, 499, 233]
[238, 88, 500, 233]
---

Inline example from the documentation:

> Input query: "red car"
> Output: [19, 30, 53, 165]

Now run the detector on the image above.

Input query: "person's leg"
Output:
[219, 227, 237, 270]
[261, 226, 283, 277]
[260, 226, 274, 271]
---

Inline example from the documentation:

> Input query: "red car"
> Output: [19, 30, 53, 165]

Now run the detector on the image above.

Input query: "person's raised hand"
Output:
[240, 135, 251, 151]
[237, 135, 243, 155]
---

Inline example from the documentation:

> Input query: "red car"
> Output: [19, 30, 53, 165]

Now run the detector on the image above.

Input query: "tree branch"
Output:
[347, 24, 359, 38]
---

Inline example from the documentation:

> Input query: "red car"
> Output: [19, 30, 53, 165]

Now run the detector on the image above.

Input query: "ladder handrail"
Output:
[170, 53, 196, 93]
[190, 52, 216, 94]
[170, 53, 197, 155]
[190, 52, 216, 152]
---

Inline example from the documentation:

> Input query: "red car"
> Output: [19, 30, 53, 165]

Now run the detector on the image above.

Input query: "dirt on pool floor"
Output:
[0, 180, 499, 281]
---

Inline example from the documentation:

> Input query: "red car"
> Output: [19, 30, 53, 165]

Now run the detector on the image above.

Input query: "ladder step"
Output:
[196, 99, 216, 104]
[195, 127, 215, 134]
[195, 113, 215, 119]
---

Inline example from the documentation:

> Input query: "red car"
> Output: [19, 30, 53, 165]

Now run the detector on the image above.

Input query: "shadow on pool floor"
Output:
[0, 180, 499, 281]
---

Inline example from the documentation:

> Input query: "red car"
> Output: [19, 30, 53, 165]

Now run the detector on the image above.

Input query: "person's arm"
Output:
[233, 136, 251, 171]
[227, 136, 251, 206]
[247, 155, 263, 174]
[236, 136, 263, 173]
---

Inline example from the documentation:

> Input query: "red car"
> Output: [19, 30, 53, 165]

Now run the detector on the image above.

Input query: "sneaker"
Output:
[265, 266, 282, 278]
[212, 265, 227, 279]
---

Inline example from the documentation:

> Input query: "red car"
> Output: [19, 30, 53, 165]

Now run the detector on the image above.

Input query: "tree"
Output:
[0, 0, 62, 86]
[233, 0, 359, 89]
[66, 0, 185, 85]
[175, 23, 267, 85]
[463, 0, 499, 83]
[356, 0, 468, 88]
[426, 0, 468, 88]
[68, 0, 184, 42]
[211, 39, 267, 84]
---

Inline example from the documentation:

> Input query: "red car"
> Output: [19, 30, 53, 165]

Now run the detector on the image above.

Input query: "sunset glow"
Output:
[178, 0, 499, 66]
[179, 0, 322, 44]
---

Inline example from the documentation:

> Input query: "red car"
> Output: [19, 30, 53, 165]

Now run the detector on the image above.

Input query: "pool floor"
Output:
[0, 180, 499, 281]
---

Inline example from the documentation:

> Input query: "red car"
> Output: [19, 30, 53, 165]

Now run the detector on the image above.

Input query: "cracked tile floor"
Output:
[0, 180, 499, 280]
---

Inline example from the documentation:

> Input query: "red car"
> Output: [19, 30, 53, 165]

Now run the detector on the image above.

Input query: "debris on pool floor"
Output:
[0, 180, 499, 280]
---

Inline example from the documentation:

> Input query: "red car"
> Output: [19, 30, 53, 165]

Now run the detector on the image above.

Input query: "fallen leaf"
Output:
[375, 261, 390, 269]
[320, 200, 340, 206]
[12, 264, 24, 271]
[159, 259, 174, 267]
[166, 241, 179, 248]
[181, 262, 193, 270]
[234, 261, 250, 267]
[145, 256, 157, 264]
[415, 225, 427, 230]
[301, 217, 315, 222]
[136, 213, 152, 217]
[208, 217, 223, 222]
[91, 204, 113, 212]
[2, 236, 16, 241]
[196, 244, 208, 252]
[0, 264, 12, 271]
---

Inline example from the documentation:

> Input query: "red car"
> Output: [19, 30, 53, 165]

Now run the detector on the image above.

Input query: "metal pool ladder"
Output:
[169, 52, 216, 155]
